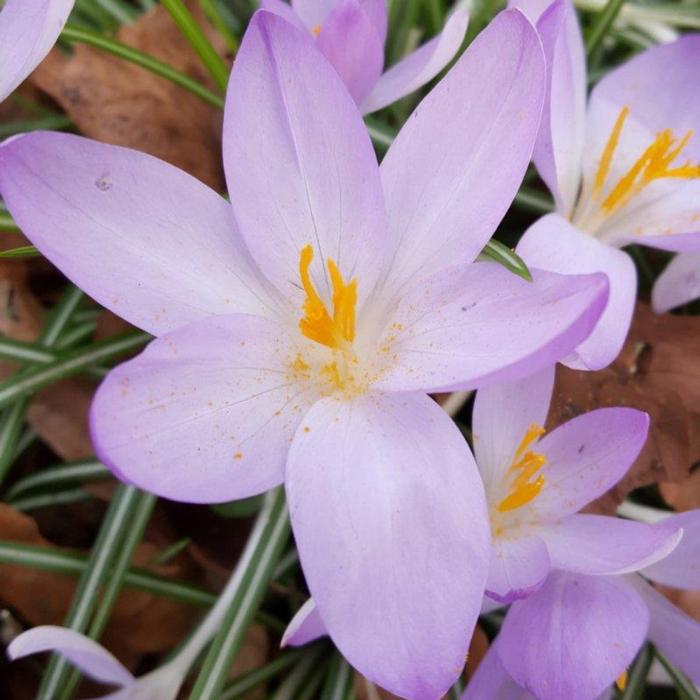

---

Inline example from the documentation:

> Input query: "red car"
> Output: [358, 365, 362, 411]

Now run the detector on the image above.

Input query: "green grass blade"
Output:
[619, 644, 654, 700]
[36, 485, 143, 699]
[0, 331, 150, 410]
[478, 239, 533, 282]
[0, 541, 216, 607]
[58, 492, 156, 700]
[320, 653, 355, 700]
[655, 649, 700, 700]
[161, 0, 230, 90]
[188, 488, 290, 700]
[585, 0, 627, 57]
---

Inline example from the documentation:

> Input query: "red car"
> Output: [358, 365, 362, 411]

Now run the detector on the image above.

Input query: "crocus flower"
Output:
[0, 9, 610, 698]
[471, 509, 700, 700]
[281, 366, 679, 640]
[472, 365, 680, 602]
[510, 0, 700, 370]
[260, 0, 469, 114]
[0, 0, 75, 103]
[652, 251, 700, 312]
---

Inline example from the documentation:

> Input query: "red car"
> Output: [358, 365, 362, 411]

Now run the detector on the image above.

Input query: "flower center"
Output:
[312, 24, 322, 37]
[592, 106, 700, 218]
[298, 244, 357, 351]
[496, 424, 547, 513]
[290, 245, 368, 397]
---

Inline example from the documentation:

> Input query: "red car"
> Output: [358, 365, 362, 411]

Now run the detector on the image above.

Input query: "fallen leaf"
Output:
[547, 303, 700, 512]
[32, 1, 229, 190]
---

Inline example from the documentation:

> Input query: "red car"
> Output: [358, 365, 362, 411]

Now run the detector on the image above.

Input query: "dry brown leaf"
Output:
[547, 302, 700, 512]
[32, 1, 229, 190]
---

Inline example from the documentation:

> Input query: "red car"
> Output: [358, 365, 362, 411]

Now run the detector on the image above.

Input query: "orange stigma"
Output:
[593, 105, 700, 216]
[497, 424, 547, 513]
[298, 244, 357, 350]
[312, 24, 322, 36]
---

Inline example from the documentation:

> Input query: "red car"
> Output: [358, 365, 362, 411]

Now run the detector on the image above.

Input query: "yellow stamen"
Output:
[616, 670, 628, 691]
[593, 106, 700, 216]
[312, 24, 322, 36]
[593, 106, 629, 198]
[497, 423, 547, 513]
[298, 244, 357, 350]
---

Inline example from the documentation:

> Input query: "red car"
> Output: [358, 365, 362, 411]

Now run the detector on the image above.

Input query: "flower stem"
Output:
[187, 487, 290, 699]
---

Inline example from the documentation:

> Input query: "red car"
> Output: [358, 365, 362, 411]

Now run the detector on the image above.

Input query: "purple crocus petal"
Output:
[358, 0, 387, 43]
[516, 213, 637, 371]
[521, 0, 586, 217]
[223, 11, 386, 309]
[499, 572, 648, 700]
[462, 642, 533, 700]
[259, 0, 309, 30]
[377, 9, 544, 294]
[486, 534, 550, 603]
[285, 391, 489, 698]
[530, 408, 649, 521]
[652, 253, 700, 313]
[634, 577, 700, 684]
[0, 133, 275, 336]
[91, 314, 316, 504]
[292, 0, 337, 29]
[8, 626, 134, 687]
[588, 35, 700, 160]
[373, 263, 608, 393]
[359, 6, 469, 115]
[0, 0, 75, 102]
[472, 366, 554, 495]
[316, 0, 384, 105]
[541, 514, 682, 575]
[281, 599, 328, 647]
[642, 510, 700, 590]
[610, 193, 700, 252]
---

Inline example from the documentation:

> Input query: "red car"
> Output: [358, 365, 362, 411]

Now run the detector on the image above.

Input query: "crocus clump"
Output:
[261, 0, 469, 113]
[465, 509, 700, 700]
[0, 0, 75, 103]
[511, 0, 700, 370]
[0, 8, 613, 698]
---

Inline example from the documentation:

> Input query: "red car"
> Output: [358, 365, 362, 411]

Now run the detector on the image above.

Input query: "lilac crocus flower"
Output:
[281, 366, 679, 643]
[260, 0, 469, 114]
[0, 9, 610, 697]
[471, 509, 700, 700]
[472, 365, 680, 602]
[0, 0, 75, 102]
[509, 0, 700, 370]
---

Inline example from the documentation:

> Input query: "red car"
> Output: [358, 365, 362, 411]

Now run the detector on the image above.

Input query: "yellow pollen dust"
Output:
[616, 670, 628, 691]
[497, 424, 547, 513]
[593, 105, 700, 216]
[312, 24, 322, 36]
[298, 244, 357, 350]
